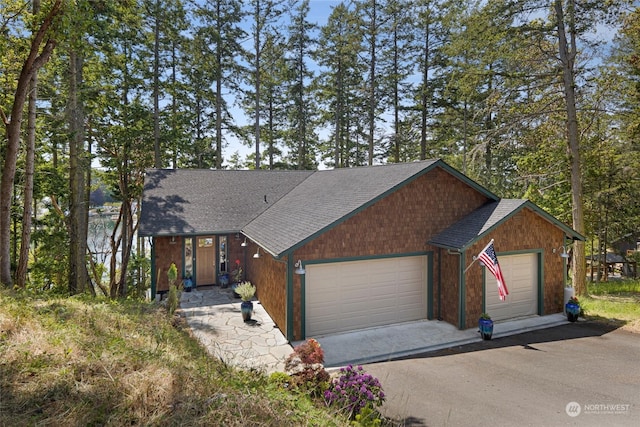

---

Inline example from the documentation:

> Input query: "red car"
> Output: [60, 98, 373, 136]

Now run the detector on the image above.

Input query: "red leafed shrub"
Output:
[292, 338, 324, 364]
[284, 339, 329, 394]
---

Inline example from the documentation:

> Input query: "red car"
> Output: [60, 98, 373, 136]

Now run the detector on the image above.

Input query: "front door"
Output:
[196, 236, 216, 285]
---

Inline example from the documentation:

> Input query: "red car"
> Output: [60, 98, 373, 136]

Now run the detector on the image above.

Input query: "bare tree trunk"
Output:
[15, 67, 38, 288]
[215, 1, 223, 170]
[254, 0, 262, 170]
[86, 119, 95, 296]
[0, 0, 61, 286]
[555, 0, 586, 295]
[367, 1, 377, 166]
[68, 51, 89, 295]
[153, 0, 161, 168]
[420, 20, 430, 161]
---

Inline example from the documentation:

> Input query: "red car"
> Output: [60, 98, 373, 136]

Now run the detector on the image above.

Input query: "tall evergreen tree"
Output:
[382, 0, 417, 162]
[356, 0, 387, 165]
[284, 0, 318, 169]
[315, 3, 366, 167]
[193, 0, 245, 169]
[242, 0, 284, 169]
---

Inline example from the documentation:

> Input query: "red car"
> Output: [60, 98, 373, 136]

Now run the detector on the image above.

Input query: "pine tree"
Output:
[285, 0, 318, 170]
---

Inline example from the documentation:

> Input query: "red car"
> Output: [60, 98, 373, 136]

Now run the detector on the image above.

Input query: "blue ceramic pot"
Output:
[241, 301, 253, 322]
[219, 273, 230, 288]
[566, 302, 580, 322]
[479, 317, 494, 340]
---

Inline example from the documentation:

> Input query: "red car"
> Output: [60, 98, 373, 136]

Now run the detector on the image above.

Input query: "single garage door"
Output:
[485, 252, 538, 321]
[305, 256, 428, 337]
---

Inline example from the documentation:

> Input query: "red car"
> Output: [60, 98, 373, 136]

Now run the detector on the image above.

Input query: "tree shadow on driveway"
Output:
[392, 320, 623, 361]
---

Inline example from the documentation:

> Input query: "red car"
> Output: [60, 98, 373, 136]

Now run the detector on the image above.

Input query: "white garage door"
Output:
[485, 253, 538, 321]
[305, 256, 428, 337]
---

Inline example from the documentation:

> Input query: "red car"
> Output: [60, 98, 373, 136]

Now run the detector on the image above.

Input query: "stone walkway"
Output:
[180, 287, 570, 374]
[179, 287, 293, 374]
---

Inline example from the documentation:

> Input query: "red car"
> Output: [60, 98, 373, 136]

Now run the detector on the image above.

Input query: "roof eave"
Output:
[428, 200, 585, 252]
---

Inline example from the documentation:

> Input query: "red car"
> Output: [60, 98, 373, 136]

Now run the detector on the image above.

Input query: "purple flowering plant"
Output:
[324, 364, 385, 418]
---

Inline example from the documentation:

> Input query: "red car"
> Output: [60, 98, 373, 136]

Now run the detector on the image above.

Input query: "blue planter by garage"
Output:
[566, 302, 580, 322]
[479, 317, 494, 340]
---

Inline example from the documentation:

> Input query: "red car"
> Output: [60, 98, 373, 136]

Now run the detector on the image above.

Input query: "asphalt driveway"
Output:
[364, 321, 640, 427]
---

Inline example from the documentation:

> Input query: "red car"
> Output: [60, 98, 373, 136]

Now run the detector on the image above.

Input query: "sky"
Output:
[223, 0, 622, 168]
[225, 1, 341, 167]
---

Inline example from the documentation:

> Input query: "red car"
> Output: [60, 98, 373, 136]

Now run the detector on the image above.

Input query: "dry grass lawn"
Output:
[0, 290, 347, 426]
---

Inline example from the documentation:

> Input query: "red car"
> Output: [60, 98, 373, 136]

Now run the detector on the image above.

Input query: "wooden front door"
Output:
[196, 236, 216, 285]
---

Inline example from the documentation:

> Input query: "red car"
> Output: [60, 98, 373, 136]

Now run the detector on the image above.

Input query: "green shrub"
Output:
[167, 285, 179, 315]
[268, 371, 292, 389]
[351, 405, 382, 427]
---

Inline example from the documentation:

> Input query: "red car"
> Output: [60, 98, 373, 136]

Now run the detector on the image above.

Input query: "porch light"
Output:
[241, 237, 248, 247]
[554, 246, 570, 258]
[253, 248, 260, 258]
[294, 260, 306, 275]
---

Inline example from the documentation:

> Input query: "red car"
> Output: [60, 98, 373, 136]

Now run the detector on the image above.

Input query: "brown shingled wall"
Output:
[462, 208, 566, 329]
[154, 236, 183, 292]
[248, 166, 569, 340]
[287, 167, 491, 340]
[244, 241, 288, 332]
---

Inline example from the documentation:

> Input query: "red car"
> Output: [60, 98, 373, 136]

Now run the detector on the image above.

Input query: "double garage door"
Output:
[305, 256, 428, 337]
[485, 253, 538, 321]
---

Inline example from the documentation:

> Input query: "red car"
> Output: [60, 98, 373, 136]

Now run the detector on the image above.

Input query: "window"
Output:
[198, 237, 213, 247]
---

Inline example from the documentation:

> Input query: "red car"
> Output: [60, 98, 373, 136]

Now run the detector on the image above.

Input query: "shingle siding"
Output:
[287, 167, 491, 339]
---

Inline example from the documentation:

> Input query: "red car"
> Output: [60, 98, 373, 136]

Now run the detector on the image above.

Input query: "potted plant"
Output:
[565, 296, 580, 322]
[234, 281, 256, 322]
[218, 271, 230, 288]
[183, 272, 193, 292]
[478, 313, 493, 340]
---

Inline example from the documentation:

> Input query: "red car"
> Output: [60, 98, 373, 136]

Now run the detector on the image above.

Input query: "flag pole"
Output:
[463, 239, 494, 273]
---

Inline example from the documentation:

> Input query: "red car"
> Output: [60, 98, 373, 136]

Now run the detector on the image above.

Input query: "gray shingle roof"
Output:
[140, 161, 581, 259]
[428, 198, 585, 251]
[242, 160, 441, 256]
[138, 169, 314, 236]
[428, 199, 529, 250]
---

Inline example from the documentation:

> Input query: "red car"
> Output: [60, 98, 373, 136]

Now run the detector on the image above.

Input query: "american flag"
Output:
[478, 240, 509, 301]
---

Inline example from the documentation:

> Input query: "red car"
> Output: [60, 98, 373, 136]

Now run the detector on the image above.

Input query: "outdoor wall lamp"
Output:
[253, 248, 260, 258]
[554, 246, 570, 258]
[294, 260, 306, 275]
[241, 237, 248, 247]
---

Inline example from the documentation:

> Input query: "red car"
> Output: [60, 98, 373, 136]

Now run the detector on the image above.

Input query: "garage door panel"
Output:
[306, 256, 428, 336]
[486, 253, 537, 321]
